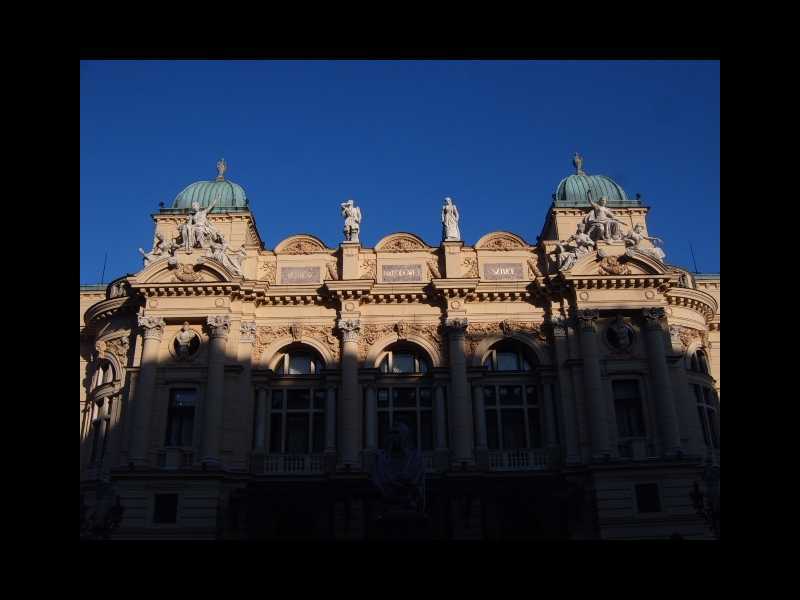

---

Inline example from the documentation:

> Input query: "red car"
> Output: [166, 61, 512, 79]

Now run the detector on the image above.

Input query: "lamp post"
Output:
[689, 462, 720, 539]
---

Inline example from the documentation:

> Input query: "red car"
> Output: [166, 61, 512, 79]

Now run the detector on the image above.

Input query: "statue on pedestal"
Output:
[583, 191, 625, 242]
[441, 197, 461, 241]
[341, 199, 362, 243]
[181, 194, 220, 253]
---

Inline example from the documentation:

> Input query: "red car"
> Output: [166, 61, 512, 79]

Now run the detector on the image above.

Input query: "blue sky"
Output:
[80, 60, 719, 283]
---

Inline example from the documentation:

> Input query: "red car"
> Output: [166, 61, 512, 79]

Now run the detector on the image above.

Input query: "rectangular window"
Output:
[419, 387, 432, 408]
[501, 409, 526, 449]
[287, 388, 310, 410]
[286, 413, 310, 453]
[378, 412, 390, 450]
[527, 407, 542, 449]
[153, 493, 178, 524]
[486, 408, 499, 450]
[377, 388, 389, 407]
[313, 389, 326, 410]
[499, 385, 523, 406]
[420, 410, 434, 451]
[289, 354, 312, 374]
[635, 483, 662, 513]
[165, 389, 196, 447]
[613, 380, 645, 438]
[393, 387, 417, 409]
[269, 413, 283, 453]
[312, 413, 325, 453]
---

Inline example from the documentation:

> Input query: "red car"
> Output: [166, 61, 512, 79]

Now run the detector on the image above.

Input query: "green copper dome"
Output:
[553, 154, 641, 207]
[171, 159, 248, 210]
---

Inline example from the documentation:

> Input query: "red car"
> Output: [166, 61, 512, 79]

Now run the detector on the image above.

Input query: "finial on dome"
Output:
[573, 152, 586, 176]
[216, 158, 227, 181]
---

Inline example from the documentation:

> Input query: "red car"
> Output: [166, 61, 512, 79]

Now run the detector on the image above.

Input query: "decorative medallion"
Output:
[379, 238, 426, 252]
[579, 291, 590, 301]
[344, 301, 356, 312]
[215, 298, 226, 307]
[172, 263, 202, 283]
[149, 298, 159, 308]
[644, 290, 656, 300]
[598, 255, 632, 276]
[450, 299, 462, 310]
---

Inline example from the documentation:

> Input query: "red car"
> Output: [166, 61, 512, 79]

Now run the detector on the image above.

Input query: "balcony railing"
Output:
[264, 454, 324, 474]
[488, 449, 548, 471]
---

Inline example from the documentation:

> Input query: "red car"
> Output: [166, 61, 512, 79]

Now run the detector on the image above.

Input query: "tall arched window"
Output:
[481, 340, 542, 452]
[375, 343, 434, 451]
[694, 385, 719, 449]
[267, 344, 326, 456]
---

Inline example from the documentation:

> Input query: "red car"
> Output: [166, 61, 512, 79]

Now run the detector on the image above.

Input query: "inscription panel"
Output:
[382, 264, 423, 283]
[483, 262, 524, 281]
[280, 266, 321, 284]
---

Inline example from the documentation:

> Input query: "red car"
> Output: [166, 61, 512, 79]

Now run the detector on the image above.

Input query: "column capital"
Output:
[550, 316, 569, 338]
[337, 318, 361, 343]
[138, 315, 166, 340]
[240, 320, 257, 343]
[444, 317, 469, 333]
[206, 315, 231, 339]
[575, 309, 599, 331]
[642, 307, 667, 330]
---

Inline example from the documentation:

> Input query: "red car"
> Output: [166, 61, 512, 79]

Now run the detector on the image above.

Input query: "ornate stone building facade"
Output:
[80, 157, 720, 539]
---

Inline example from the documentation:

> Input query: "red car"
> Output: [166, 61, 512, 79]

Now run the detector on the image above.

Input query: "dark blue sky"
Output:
[80, 60, 719, 283]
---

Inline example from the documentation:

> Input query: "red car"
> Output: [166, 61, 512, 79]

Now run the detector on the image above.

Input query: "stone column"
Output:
[324, 384, 337, 472]
[240, 322, 258, 462]
[338, 319, 361, 468]
[668, 327, 706, 456]
[552, 318, 580, 464]
[254, 388, 268, 450]
[363, 384, 378, 472]
[542, 378, 558, 448]
[472, 383, 488, 467]
[203, 315, 230, 467]
[434, 384, 448, 450]
[129, 315, 165, 466]
[445, 318, 474, 465]
[576, 310, 611, 460]
[642, 308, 682, 457]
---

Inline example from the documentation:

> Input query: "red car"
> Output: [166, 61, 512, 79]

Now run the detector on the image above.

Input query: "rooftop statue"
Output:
[553, 223, 595, 271]
[216, 158, 226, 181]
[624, 223, 667, 262]
[583, 190, 626, 242]
[181, 193, 221, 254]
[138, 232, 176, 267]
[441, 196, 461, 242]
[341, 199, 362, 243]
[573, 152, 586, 176]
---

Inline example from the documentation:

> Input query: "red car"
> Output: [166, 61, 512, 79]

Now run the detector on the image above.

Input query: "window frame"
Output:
[164, 387, 198, 449]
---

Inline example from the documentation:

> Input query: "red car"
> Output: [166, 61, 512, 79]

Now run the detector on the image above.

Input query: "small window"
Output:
[165, 389, 196, 447]
[378, 346, 430, 374]
[482, 342, 533, 372]
[635, 483, 661, 513]
[153, 494, 178, 524]
[276, 350, 321, 375]
[613, 380, 645, 439]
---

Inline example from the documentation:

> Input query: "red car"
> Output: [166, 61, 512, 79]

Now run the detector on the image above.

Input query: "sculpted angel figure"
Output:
[207, 232, 245, 278]
[553, 223, 595, 271]
[624, 223, 667, 262]
[181, 194, 220, 253]
[441, 196, 461, 241]
[583, 192, 626, 242]
[341, 199, 362, 243]
[139, 232, 167, 266]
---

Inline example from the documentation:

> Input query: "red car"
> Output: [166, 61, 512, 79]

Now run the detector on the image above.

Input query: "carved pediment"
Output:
[137, 258, 231, 284]
[375, 233, 431, 252]
[569, 250, 670, 277]
[274, 235, 330, 254]
[475, 231, 530, 250]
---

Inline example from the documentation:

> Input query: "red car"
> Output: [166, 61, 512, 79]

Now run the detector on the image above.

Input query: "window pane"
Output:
[486, 409, 499, 449]
[483, 386, 496, 406]
[313, 389, 326, 410]
[393, 353, 415, 373]
[526, 385, 538, 407]
[497, 352, 520, 371]
[499, 385, 523, 406]
[378, 412, 390, 450]
[612, 380, 639, 401]
[393, 387, 416, 408]
[635, 483, 661, 513]
[289, 354, 313, 375]
[271, 390, 284, 410]
[269, 414, 283, 453]
[312, 413, 325, 453]
[394, 412, 418, 449]
[501, 409, 526, 449]
[172, 389, 196, 407]
[153, 494, 178, 524]
[615, 398, 645, 438]
[419, 387, 432, 408]
[527, 408, 541, 449]
[286, 414, 310, 453]
[420, 411, 434, 451]
[417, 358, 429, 374]
[287, 388, 311, 410]
[380, 356, 390, 373]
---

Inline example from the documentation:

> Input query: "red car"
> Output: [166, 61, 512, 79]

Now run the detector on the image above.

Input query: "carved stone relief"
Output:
[597, 255, 631, 275]
[360, 257, 377, 280]
[462, 256, 479, 278]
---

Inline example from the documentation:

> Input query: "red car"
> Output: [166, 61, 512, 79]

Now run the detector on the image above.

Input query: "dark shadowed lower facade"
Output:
[80, 158, 720, 540]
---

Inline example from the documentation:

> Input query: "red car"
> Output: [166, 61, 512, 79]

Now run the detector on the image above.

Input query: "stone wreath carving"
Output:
[360, 257, 377, 280]
[283, 240, 326, 255]
[481, 237, 524, 251]
[261, 262, 277, 284]
[465, 320, 546, 357]
[598, 255, 632, 275]
[463, 256, 479, 278]
[171, 262, 203, 282]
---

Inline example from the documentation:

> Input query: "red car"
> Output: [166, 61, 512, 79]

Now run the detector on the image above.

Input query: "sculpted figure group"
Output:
[552, 191, 667, 271]
[138, 194, 246, 278]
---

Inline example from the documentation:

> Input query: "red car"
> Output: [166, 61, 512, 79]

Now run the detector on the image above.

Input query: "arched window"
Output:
[480, 341, 542, 451]
[267, 345, 326, 457]
[694, 385, 719, 449]
[375, 343, 434, 451]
